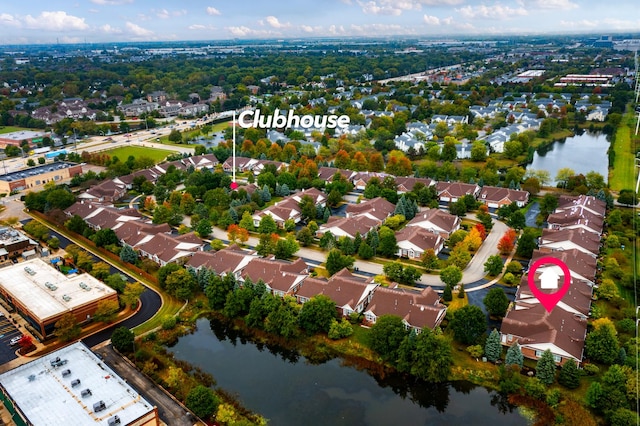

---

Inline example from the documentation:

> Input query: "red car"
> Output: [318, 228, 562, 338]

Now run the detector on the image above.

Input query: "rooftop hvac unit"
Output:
[93, 400, 106, 413]
[71, 379, 81, 387]
[81, 388, 92, 397]
[107, 416, 121, 426]
[61, 369, 71, 377]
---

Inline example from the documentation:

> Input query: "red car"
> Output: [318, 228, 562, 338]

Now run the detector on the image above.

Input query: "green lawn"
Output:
[609, 116, 635, 191]
[211, 120, 231, 133]
[104, 146, 173, 163]
[0, 126, 29, 134]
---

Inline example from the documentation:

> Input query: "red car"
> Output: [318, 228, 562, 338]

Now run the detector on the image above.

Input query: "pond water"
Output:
[528, 130, 609, 185]
[168, 317, 529, 426]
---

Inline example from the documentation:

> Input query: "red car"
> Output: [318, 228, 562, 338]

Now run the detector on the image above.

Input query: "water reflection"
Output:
[168, 317, 527, 426]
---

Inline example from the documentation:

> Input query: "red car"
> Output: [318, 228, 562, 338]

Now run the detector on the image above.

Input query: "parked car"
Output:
[9, 336, 22, 346]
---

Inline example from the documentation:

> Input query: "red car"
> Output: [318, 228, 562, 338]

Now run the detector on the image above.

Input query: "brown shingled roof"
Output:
[365, 286, 446, 330]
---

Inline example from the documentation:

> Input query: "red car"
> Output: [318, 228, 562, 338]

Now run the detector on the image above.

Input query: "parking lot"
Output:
[0, 314, 22, 365]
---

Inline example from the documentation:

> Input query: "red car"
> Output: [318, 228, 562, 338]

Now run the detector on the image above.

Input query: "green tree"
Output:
[65, 214, 88, 235]
[92, 299, 120, 323]
[296, 226, 314, 247]
[325, 249, 354, 276]
[617, 189, 637, 206]
[377, 226, 398, 257]
[105, 274, 127, 293]
[164, 268, 197, 300]
[516, 228, 538, 258]
[369, 315, 408, 362]
[410, 328, 453, 383]
[119, 244, 138, 264]
[158, 263, 182, 288]
[535, 349, 557, 385]
[442, 284, 453, 302]
[185, 385, 219, 420]
[505, 343, 524, 369]
[121, 282, 146, 309]
[168, 129, 182, 143]
[449, 305, 486, 345]
[111, 326, 134, 353]
[507, 210, 526, 230]
[485, 329, 502, 362]
[586, 318, 619, 364]
[328, 318, 354, 340]
[54, 313, 81, 342]
[258, 215, 278, 234]
[484, 255, 504, 276]
[483, 287, 510, 317]
[440, 265, 462, 287]
[298, 295, 337, 334]
[558, 359, 581, 389]
[194, 218, 212, 238]
[239, 211, 256, 232]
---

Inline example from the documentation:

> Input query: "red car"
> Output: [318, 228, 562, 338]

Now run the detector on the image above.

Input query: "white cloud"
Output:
[457, 4, 528, 20]
[559, 19, 598, 28]
[423, 14, 440, 25]
[357, 0, 463, 15]
[99, 24, 123, 34]
[157, 9, 170, 19]
[264, 16, 290, 29]
[189, 24, 217, 31]
[528, 0, 578, 10]
[601, 18, 640, 30]
[358, 1, 403, 15]
[90, 0, 133, 4]
[125, 21, 154, 37]
[0, 13, 21, 27]
[23, 11, 89, 31]
[226, 26, 276, 37]
[206, 7, 221, 16]
[418, 0, 464, 4]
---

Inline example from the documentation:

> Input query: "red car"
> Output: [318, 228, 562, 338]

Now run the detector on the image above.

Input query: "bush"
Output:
[616, 318, 636, 334]
[505, 261, 522, 275]
[524, 377, 547, 399]
[503, 272, 516, 285]
[546, 389, 561, 407]
[582, 363, 599, 376]
[328, 318, 354, 340]
[162, 316, 177, 330]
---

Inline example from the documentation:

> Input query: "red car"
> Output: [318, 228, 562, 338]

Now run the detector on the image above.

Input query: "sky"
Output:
[1, 0, 639, 45]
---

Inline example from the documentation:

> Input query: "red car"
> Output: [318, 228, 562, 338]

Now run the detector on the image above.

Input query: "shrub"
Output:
[546, 389, 561, 407]
[582, 363, 599, 376]
[162, 316, 177, 330]
[328, 318, 354, 340]
[503, 272, 516, 285]
[524, 377, 547, 399]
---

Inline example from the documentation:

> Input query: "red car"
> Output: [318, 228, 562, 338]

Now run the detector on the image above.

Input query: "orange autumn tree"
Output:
[474, 223, 487, 240]
[497, 229, 517, 255]
[227, 224, 249, 244]
[463, 227, 483, 251]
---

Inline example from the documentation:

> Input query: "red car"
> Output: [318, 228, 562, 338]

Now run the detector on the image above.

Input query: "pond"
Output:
[168, 317, 529, 426]
[528, 130, 609, 185]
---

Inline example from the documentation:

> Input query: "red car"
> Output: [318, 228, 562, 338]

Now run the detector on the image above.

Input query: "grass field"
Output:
[609, 116, 635, 191]
[0, 126, 29, 134]
[211, 120, 231, 133]
[104, 146, 173, 163]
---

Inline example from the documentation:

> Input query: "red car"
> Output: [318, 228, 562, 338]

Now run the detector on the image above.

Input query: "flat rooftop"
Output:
[0, 130, 46, 141]
[0, 342, 155, 426]
[0, 161, 76, 183]
[0, 258, 116, 322]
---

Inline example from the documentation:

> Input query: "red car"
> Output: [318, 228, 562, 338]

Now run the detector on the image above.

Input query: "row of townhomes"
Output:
[500, 194, 606, 366]
[187, 245, 448, 332]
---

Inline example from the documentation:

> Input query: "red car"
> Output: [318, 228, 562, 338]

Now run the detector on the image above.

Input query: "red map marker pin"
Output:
[527, 256, 572, 312]
[230, 181, 238, 190]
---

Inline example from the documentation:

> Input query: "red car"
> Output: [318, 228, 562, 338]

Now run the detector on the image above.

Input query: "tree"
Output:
[470, 141, 487, 161]
[484, 254, 504, 276]
[597, 278, 620, 300]
[296, 226, 314, 247]
[92, 299, 120, 323]
[164, 268, 197, 300]
[54, 313, 81, 342]
[516, 228, 538, 258]
[449, 199, 468, 217]
[483, 287, 509, 317]
[535, 349, 557, 385]
[449, 305, 486, 345]
[185, 385, 219, 420]
[227, 224, 249, 244]
[17, 335, 34, 353]
[65, 214, 89, 235]
[168, 129, 182, 143]
[257, 215, 277, 234]
[485, 329, 502, 362]
[617, 189, 637, 206]
[239, 211, 256, 232]
[442, 284, 452, 302]
[558, 359, 581, 389]
[555, 167, 575, 188]
[195, 218, 212, 238]
[325, 249, 354, 276]
[121, 282, 145, 309]
[298, 295, 337, 334]
[507, 211, 526, 230]
[111, 326, 134, 353]
[421, 249, 439, 272]
[369, 315, 408, 361]
[440, 265, 462, 287]
[586, 318, 619, 364]
[119, 244, 138, 264]
[409, 329, 453, 383]
[357, 242, 374, 259]
[505, 343, 524, 369]
[497, 229, 517, 254]
[90, 262, 111, 280]
[377, 226, 398, 257]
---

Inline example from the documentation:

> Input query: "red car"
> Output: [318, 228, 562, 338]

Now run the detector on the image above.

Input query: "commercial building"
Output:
[0, 258, 118, 338]
[0, 131, 48, 150]
[0, 162, 83, 194]
[0, 342, 159, 426]
[0, 227, 39, 264]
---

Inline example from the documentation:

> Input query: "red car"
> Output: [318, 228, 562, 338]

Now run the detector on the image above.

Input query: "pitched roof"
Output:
[64, 203, 142, 230]
[114, 220, 171, 247]
[515, 274, 593, 316]
[296, 269, 377, 311]
[317, 167, 354, 182]
[346, 197, 396, 222]
[479, 186, 529, 203]
[539, 228, 601, 256]
[319, 215, 379, 238]
[406, 208, 459, 234]
[531, 249, 597, 282]
[365, 286, 446, 330]
[547, 208, 604, 234]
[394, 176, 434, 192]
[556, 194, 606, 217]
[500, 304, 587, 362]
[435, 182, 479, 198]
[240, 257, 308, 293]
[186, 246, 256, 275]
[136, 232, 203, 264]
[395, 226, 443, 252]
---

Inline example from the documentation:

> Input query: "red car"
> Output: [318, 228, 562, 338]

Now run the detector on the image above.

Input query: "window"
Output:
[553, 355, 561, 363]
